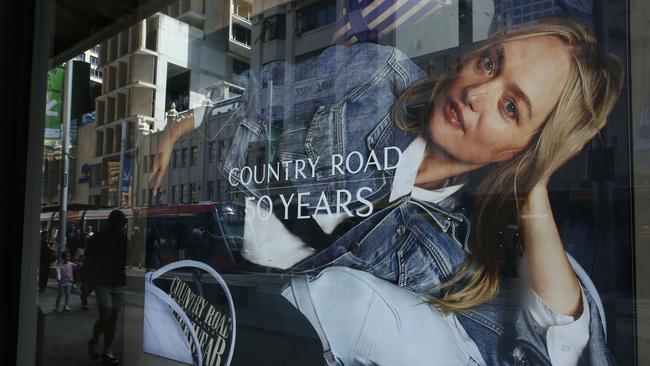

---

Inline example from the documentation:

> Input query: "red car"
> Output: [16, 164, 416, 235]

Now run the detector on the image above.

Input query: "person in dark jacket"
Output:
[39, 230, 56, 292]
[145, 228, 163, 271]
[85, 210, 127, 365]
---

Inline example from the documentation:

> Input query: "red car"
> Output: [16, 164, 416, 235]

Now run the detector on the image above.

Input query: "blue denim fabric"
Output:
[221, 42, 614, 366]
[221, 43, 422, 210]
[290, 197, 471, 298]
[456, 262, 614, 366]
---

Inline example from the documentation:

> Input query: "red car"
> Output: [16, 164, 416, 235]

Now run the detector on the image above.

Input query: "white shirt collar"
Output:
[389, 137, 464, 204]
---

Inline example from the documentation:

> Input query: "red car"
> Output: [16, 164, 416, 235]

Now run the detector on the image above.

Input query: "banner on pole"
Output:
[45, 67, 65, 140]
[122, 153, 131, 193]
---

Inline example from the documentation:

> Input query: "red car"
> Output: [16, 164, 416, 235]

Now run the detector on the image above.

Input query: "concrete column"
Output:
[118, 120, 128, 206]
[250, 13, 264, 73]
[154, 58, 168, 130]
[103, 126, 111, 155]
[140, 19, 147, 49]
[284, 2, 296, 62]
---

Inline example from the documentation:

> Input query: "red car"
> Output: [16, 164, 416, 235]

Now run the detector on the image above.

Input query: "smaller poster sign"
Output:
[143, 260, 236, 366]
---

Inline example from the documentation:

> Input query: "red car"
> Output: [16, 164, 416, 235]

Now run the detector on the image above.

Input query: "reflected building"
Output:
[89, 0, 251, 207]
[136, 97, 246, 207]
[41, 61, 97, 208]
[493, 0, 563, 27]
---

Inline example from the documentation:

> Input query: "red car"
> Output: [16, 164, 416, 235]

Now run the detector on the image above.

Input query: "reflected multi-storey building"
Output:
[136, 97, 246, 207]
[89, 0, 252, 207]
[41, 60, 100, 208]
[492, 0, 563, 28]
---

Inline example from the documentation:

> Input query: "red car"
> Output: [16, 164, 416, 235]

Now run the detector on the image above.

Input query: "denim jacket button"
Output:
[395, 224, 407, 235]
[406, 276, 417, 286]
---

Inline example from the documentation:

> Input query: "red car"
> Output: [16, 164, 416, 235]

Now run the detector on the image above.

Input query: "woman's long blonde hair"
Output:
[392, 17, 624, 311]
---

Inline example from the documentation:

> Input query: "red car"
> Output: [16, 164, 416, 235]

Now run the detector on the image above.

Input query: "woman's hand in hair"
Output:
[522, 127, 601, 316]
[521, 185, 583, 317]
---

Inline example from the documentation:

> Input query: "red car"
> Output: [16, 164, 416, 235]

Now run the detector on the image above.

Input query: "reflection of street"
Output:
[129, 268, 323, 365]
[37, 264, 639, 366]
[38, 267, 323, 366]
[38, 278, 124, 366]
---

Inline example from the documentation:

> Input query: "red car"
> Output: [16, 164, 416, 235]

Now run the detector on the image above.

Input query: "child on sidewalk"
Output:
[55, 251, 77, 312]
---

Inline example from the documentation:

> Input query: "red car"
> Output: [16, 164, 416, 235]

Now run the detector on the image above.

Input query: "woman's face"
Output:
[427, 35, 572, 165]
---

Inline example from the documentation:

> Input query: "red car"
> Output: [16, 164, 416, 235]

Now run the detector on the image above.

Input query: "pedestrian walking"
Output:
[68, 227, 84, 261]
[39, 230, 56, 292]
[145, 228, 162, 271]
[55, 251, 77, 312]
[85, 225, 94, 239]
[131, 226, 145, 269]
[85, 210, 127, 365]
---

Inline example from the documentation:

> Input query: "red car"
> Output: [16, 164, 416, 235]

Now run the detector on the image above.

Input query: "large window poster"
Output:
[142, 1, 635, 365]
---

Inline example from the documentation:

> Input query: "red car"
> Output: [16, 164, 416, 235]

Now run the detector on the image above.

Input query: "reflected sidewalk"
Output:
[37, 278, 124, 366]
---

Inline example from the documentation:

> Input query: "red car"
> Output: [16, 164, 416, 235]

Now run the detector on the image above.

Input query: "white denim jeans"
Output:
[282, 267, 485, 366]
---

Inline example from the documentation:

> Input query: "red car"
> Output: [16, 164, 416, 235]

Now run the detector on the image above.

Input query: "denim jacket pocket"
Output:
[397, 233, 451, 295]
[305, 103, 345, 181]
[365, 113, 393, 152]
[220, 118, 267, 200]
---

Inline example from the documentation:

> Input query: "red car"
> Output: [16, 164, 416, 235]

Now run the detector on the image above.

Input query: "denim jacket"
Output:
[221, 42, 613, 366]
[222, 42, 421, 209]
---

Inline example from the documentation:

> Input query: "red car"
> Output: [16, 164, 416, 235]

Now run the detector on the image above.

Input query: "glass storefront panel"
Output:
[15, 0, 650, 365]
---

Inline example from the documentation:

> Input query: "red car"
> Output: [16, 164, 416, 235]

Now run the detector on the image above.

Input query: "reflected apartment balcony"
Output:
[232, 12, 252, 28]
[165, 0, 206, 28]
[229, 22, 251, 58]
[228, 38, 251, 58]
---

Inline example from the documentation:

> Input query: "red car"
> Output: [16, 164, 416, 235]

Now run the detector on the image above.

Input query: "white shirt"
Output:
[388, 137, 464, 203]
[242, 137, 590, 365]
[528, 288, 591, 366]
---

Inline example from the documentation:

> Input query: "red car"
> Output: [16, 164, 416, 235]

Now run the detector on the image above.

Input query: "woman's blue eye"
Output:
[481, 55, 495, 74]
[505, 100, 517, 117]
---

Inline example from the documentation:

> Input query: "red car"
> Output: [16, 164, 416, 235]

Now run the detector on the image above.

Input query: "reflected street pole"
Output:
[58, 60, 73, 259]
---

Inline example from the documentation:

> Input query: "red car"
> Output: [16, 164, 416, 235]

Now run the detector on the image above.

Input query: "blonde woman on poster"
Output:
[148, 17, 622, 366]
